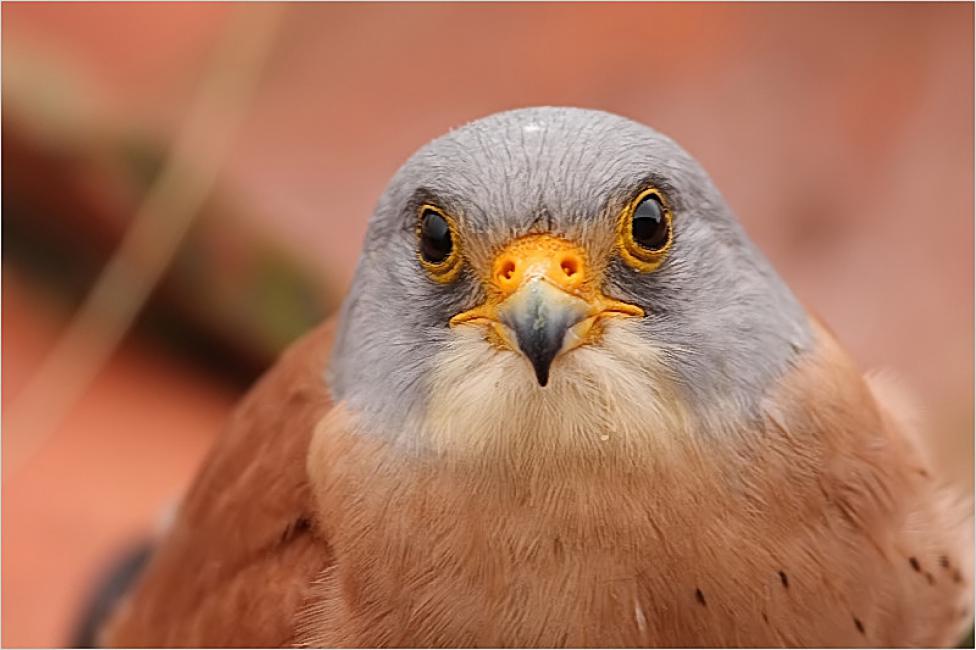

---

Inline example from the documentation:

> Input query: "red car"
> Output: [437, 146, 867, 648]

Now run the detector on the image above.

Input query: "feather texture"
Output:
[103, 323, 337, 647]
[104, 315, 972, 646]
[293, 319, 971, 647]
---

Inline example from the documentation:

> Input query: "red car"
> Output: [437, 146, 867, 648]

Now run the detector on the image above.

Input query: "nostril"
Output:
[498, 259, 517, 282]
[560, 256, 580, 278]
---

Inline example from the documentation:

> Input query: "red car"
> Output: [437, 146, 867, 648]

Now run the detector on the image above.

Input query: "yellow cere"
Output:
[450, 233, 643, 336]
[489, 234, 588, 299]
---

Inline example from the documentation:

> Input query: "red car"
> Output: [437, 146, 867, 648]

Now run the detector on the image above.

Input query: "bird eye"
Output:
[631, 193, 669, 252]
[617, 188, 673, 272]
[420, 208, 453, 263]
[417, 205, 462, 282]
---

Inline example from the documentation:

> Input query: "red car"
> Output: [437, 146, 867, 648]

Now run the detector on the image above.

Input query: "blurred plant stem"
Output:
[4, 5, 285, 480]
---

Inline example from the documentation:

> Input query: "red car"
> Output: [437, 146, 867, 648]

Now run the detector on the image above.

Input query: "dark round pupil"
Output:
[631, 195, 669, 251]
[420, 210, 453, 263]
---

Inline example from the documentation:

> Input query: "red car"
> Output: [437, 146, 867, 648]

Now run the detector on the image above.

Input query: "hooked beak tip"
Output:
[535, 367, 550, 387]
[499, 279, 583, 388]
[522, 336, 557, 387]
[448, 232, 645, 387]
[451, 276, 644, 387]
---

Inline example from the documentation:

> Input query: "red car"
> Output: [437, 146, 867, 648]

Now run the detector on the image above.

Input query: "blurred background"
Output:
[2, 3, 972, 646]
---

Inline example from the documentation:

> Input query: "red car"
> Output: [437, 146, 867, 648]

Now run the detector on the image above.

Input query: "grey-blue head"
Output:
[328, 107, 810, 453]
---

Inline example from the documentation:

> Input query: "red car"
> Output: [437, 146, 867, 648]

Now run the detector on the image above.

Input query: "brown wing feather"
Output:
[102, 322, 337, 647]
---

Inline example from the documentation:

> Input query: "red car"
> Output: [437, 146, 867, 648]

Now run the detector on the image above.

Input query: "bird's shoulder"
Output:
[102, 320, 338, 647]
[762, 315, 972, 646]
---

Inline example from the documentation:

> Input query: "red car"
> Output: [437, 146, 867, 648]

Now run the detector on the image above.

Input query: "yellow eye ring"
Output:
[417, 204, 463, 283]
[616, 187, 673, 272]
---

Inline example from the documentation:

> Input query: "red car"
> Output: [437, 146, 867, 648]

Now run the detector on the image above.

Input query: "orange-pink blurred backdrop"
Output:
[3, 3, 973, 646]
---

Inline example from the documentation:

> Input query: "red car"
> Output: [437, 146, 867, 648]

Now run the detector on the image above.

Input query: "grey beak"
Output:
[498, 279, 588, 386]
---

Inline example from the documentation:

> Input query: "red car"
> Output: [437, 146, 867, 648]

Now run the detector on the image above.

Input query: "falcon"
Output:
[103, 107, 972, 647]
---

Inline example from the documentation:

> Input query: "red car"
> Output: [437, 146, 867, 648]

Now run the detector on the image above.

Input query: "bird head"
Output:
[328, 107, 810, 458]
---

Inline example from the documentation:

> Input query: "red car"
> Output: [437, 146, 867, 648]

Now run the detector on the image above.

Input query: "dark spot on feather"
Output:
[279, 515, 312, 544]
[909, 557, 921, 572]
[853, 617, 865, 635]
[952, 569, 963, 584]
[553, 537, 563, 559]
[695, 588, 706, 606]
[940, 555, 951, 569]
[779, 570, 789, 588]
[762, 612, 769, 624]
[924, 572, 935, 585]
[917, 468, 929, 478]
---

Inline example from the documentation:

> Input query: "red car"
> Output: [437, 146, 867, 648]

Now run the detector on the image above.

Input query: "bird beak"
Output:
[449, 234, 643, 386]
